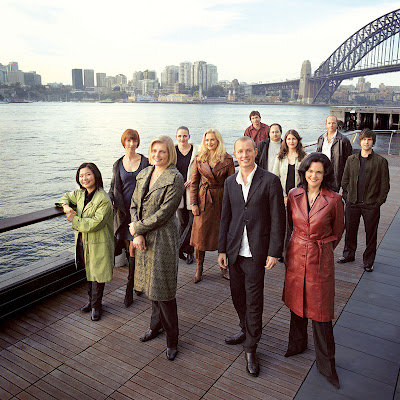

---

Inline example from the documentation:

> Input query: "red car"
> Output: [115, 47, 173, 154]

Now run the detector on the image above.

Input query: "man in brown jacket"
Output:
[338, 129, 390, 272]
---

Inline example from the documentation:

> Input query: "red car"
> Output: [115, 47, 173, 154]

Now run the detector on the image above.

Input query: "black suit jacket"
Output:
[218, 167, 286, 267]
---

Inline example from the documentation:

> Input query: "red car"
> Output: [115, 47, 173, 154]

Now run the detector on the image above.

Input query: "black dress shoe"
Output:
[139, 329, 160, 342]
[135, 290, 142, 296]
[245, 352, 259, 377]
[166, 347, 178, 360]
[91, 307, 101, 321]
[186, 253, 194, 265]
[364, 265, 374, 272]
[80, 302, 91, 312]
[337, 256, 355, 263]
[278, 257, 284, 263]
[179, 251, 187, 261]
[225, 331, 246, 345]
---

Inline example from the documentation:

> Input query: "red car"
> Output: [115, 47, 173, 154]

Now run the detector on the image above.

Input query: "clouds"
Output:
[2, 0, 400, 86]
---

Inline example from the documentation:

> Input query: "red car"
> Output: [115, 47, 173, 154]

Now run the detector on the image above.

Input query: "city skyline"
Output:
[3, 1, 400, 87]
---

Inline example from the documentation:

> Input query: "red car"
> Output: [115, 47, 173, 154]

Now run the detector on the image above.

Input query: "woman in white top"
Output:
[272, 129, 307, 206]
[272, 130, 308, 256]
[175, 126, 199, 265]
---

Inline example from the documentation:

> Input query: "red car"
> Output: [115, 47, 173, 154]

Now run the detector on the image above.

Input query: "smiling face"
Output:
[305, 161, 324, 190]
[79, 167, 96, 193]
[286, 133, 298, 149]
[176, 128, 190, 146]
[151, 142, 169, 167]
[205, 132, 218, 151]
[234, 139, 257, 170]
[360, 137, 374, 152]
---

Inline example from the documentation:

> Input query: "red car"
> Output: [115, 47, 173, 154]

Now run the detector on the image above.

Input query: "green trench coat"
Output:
[130, 165, 184, 301]
[60, 188, 114, 283]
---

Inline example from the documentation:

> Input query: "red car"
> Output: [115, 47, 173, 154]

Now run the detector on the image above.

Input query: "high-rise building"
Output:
[161, 65, 179, 87]
[191, 61, 207, 91]
[24, 72, 41, 86]
[72, 69, 83, 90]
[96, 73, 106, 87]
[115, 74, 127, 86]
[206, 64, 218, 89]
[143, 70, 156, 80]
[179, 62, 192, 88]
[7, 62, 18, 72]
[84, 69, 95, 88]
[0, 64, 7, 84]
[7, 70, 25, 85]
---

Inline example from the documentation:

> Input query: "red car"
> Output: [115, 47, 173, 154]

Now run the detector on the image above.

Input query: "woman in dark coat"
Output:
[109, 129, 149, 307]
[282, 152, 344, 389]
[190, 128, 235, 283]
[129, 135, 184, 361]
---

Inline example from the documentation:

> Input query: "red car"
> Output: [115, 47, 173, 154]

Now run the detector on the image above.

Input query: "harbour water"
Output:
[0, 102, 397, 274]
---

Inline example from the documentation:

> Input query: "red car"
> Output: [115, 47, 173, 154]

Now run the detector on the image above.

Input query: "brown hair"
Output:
[121, 129, 140, 147]
[277, 129, 307, 161]
[249, 110, 261, 120]
[359, 128, 376, 145]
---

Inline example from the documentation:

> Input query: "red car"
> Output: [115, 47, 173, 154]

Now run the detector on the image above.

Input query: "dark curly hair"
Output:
[298, 152, 334, 190]
[76, 162, 104, 190]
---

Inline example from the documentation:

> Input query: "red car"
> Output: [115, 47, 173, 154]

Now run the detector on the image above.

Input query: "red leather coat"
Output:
[282, 187, 344, 322]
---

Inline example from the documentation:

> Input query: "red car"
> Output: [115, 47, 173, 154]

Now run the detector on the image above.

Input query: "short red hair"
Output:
[121, 129, 140, 147]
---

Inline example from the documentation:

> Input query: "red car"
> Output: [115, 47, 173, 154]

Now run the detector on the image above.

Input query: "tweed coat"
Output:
[59, 188, 114, 283]
[130, 165, 184, 301]
[282, 187, 344, 322]
[190, 153, 235, 251]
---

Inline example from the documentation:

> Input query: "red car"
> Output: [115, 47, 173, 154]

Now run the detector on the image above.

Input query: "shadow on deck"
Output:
[0, 156, 399, 400]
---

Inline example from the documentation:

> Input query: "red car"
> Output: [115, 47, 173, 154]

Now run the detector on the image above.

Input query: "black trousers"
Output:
[343, 203, 380, 268]
[176, 208, 194, 255]
[288, 311, 337, 379]
[230, 256, 265, 352]
[149, 298, 179, 348]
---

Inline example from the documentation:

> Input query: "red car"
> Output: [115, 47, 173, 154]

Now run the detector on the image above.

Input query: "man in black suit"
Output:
[218, 136, 286, 377]
[255, 123, 283, 171]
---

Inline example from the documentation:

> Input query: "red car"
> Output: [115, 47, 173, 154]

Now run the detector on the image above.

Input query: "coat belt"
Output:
[201, 183, 222, 211]
[291, 232, 337, 268]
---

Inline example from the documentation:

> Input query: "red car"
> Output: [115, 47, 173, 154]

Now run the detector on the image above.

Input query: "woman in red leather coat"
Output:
[282, 152, 344, 389]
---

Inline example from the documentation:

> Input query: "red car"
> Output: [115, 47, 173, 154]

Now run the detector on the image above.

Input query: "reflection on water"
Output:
[0, 102, 398, 275]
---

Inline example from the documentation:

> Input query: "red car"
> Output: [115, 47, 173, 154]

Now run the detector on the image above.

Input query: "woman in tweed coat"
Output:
[129, 135, 184, 361]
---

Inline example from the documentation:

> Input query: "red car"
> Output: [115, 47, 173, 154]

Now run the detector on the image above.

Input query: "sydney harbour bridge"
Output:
[252, 8, 400, 104]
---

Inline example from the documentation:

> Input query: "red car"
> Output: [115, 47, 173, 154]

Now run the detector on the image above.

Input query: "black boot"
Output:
[124, 257, 135, 307]
[80, 281, 92, 312]
[91, 282, 105, 321]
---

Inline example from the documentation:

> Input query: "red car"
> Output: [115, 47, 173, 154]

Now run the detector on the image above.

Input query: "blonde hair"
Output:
[197, 128, 227, 163]
[148, 135, 177, 167]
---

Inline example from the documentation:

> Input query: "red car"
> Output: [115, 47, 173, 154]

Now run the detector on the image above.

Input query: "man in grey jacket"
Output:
[316, 115, 352, 192]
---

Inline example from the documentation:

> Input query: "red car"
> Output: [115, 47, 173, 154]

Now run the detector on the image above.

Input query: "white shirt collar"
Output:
[324, 130, 337, 143]
[236, 164, 257, 186]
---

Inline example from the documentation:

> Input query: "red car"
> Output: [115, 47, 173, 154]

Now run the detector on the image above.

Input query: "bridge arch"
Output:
[312, 8, 400, 102]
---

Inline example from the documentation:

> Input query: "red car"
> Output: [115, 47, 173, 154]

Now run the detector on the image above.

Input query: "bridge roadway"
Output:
[0, 156, 399, 400]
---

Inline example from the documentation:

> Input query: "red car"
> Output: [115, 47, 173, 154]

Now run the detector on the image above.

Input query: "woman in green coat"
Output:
[129, 135, 184, 361]
[60, 162, 114, 321]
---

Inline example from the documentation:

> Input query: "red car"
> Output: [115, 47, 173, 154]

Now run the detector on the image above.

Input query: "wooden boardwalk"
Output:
[0, 155, 399, 400]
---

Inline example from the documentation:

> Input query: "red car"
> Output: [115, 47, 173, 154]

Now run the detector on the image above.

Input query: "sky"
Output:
[3, 0, 400, 87]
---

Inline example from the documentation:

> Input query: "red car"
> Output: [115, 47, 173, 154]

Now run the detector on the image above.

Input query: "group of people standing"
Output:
[59, 110, 390, 388]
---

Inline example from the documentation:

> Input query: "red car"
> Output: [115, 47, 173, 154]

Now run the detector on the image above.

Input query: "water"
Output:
[0, 102, 397, 274]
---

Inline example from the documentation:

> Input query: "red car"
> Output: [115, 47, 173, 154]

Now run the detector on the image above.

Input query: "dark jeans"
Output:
[150, 298, 179, 348]
[288, 311, 337, 379]
[176, 208, 194, 255]
[230, 256, 265, 352]
[343, 203, 380, 268]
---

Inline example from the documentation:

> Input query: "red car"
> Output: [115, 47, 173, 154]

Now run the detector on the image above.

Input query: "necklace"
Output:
[307, 191, 320, 207]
